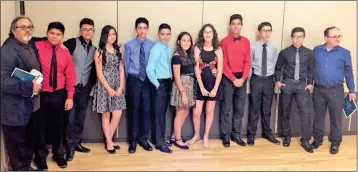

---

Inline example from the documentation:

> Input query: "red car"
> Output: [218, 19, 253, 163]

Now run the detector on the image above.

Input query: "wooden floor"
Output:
[42, 135, 356, 171]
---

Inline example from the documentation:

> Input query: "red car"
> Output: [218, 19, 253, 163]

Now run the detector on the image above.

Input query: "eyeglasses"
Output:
[261, 29, 272, 33]
[327, 35, 343, 40]
[81, 28, 95, 32]
[16, 25, 34, 31]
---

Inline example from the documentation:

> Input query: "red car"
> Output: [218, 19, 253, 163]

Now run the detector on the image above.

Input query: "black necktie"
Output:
[233, 36, 241, 41]
[262, 43, 267, 76]
[49, 45, 57, 90]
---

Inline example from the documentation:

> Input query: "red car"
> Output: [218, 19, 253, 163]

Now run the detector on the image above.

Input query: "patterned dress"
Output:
[92, 50, 126, 113]
[196, 49, 221, 101]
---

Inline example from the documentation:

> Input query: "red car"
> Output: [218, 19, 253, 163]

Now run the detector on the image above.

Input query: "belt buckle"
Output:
[293, 80, 299, 84]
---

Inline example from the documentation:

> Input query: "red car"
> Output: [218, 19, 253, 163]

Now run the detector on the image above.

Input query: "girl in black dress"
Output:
[187, 24, 223, 148]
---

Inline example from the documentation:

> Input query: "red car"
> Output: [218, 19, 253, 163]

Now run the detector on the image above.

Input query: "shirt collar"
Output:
[136, 36, 146, 45]
[258, 39, 270, 47]
[44, 40, 61, 50]
[158, 40, 169, 48]
[14, 37, 29, 48]
[290, 44, 304, 51]
[320, 44, 339, 52]
[229, 35, 241, 41]
[79, 36, 92, 47]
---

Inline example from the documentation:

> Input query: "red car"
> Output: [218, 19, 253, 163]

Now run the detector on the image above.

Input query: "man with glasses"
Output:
[62, 18, 96, 161]
[247, 22, 280, 146]
[275, 27, 315, 153]
[311, 26, 356, 154]
[1, 16, 41, 171]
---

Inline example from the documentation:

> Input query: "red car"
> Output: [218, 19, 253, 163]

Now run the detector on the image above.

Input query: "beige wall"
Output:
[25, 1, 117, 46]
[3, 1, 356, 91]
[1, 1, 16, 45]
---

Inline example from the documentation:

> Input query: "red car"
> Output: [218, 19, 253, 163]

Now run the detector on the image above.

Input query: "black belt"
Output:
[283, 78, 305, 84]
[252, 74, 273, 79]
[314, 84, 343, 89]
[158, 78, 171, 82]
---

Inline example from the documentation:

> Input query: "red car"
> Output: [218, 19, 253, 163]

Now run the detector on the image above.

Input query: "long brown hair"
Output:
[195, 24, 220, 51]
[174, 32, 195, 66]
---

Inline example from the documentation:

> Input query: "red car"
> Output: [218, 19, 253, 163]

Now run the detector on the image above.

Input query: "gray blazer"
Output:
[1, 37, 40, 126]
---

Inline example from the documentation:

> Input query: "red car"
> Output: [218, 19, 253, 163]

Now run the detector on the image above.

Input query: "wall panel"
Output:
[1, 1, 16, 45]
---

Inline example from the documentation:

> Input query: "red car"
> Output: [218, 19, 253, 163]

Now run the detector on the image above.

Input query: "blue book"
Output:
[343, 94, 357, 118]
[10, 68, 35, 83]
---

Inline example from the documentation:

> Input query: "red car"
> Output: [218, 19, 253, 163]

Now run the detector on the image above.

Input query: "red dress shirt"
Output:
[35, 41, 76, 100]
[220, 35, 251, 82]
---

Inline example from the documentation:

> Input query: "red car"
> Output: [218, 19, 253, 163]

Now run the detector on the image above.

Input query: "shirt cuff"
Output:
[349, 88, 355, 94]
[67, 91, 74, 100]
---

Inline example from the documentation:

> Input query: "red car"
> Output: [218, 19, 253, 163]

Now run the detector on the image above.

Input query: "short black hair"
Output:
[47, 21, 65, 34]
[258, 22, 272, 31]
[158, 23, 171, 32]
[79, 18, 94, 28]
[135, 17, 149, 28]
[291, 27, 305, 37]
[324, 26, 339, 37]
[230, 14, 243, 24]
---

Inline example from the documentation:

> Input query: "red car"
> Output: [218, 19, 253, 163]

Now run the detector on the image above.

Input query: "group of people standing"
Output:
[0, 13, 355, 171]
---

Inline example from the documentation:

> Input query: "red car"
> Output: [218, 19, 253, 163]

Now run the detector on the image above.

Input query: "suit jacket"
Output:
[1, 37, 40, 126]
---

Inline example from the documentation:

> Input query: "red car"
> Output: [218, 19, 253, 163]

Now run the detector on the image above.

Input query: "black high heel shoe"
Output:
[113, 145, 120, 150]
[173, 139, 189, 150]
[104, 143, 116, 154]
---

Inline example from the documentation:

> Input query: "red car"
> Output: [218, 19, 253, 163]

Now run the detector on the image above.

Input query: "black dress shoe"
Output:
[247, 137, 255, 146]
[330, 144, 339, 154]
[75, 145, 91, 153]
[173, 139, 189, 150]
[128, 142, 137, 154]
[52, 156, 67, 168]
[66, 150, 75, 162]
[231, 136, 246, 146]
[34, 160, 48, 171]
[311, 140, 322, 149]
[155, 145, 173, 153]
[222, 138, 230, 147]
[263, 134, 281, 144]
[139, 140, 153, 151]
[282, 137, 291, 147]
[301, 141, 314, 153]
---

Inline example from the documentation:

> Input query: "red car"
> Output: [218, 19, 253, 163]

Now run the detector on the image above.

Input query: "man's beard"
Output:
[24, 35, 32, 41]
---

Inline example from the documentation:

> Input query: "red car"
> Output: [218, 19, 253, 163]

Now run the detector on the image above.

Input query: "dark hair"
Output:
[47, 21, 65, 34]
[98, 25, 122, 66]
[230, 14, 243, 24]
[324, 26, 339, 37]
[8, 16, 34, 37]
[158, 23, 171, 32]
[291, 27, 305, 37]
[174, 32, 195, 66]
[195, 24, 220, 51]
[258, 22, 272, 31]
[135, 17, 149, 28]
[79, 18, 94, 28]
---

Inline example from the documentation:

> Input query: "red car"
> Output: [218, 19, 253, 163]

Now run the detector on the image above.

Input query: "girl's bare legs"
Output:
[203, 101, 216, 148]
[187, 100, 204, 145]
[101, 112, 113, 149]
